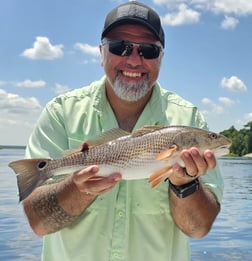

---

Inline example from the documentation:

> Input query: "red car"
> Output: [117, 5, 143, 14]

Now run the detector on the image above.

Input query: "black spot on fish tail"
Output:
[8, 158, 51, 202]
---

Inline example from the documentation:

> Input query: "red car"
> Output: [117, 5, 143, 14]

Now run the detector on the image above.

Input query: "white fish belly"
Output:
[52, 153, 185, 180]
[97, 160, 174, 180]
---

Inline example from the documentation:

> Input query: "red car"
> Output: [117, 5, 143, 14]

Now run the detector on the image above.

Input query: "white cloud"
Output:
[201, 97, 212, 105]
[176, 0, 252, 15]
[232, 112, 252, 130]
[201, 97, 224, 114]
[54, 83, 71, 95]
[0, 89, 42, 145]
[244, 112, 252, 122]
[161, 3, 200, 26]
[154, 0, 252, 28]
[221, 76, 247, 92]
[211, 0, 252, 15]
[221, 15, 239, 29]
[16, 79, 46, 88]
[80, 59, 99, 64]
[212, 104, 224, 114]
[0, 89, 42, 114]
[153, 0, 169, 5]
[75, 43, 100, 56]
[21, 36, 64, 60]
[218, 97, 235, 106]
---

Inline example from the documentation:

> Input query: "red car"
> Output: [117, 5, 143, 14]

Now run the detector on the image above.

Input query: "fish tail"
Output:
[8, 159, 50, 202]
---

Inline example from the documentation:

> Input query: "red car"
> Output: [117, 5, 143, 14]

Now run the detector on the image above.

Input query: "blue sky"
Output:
[0, 0, 251, 145]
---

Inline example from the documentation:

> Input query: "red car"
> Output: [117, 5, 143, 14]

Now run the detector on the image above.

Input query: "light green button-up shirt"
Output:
[26, 77, 223, 261]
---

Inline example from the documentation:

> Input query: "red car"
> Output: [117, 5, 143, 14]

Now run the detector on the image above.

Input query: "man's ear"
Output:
[99, 44, 104, 67]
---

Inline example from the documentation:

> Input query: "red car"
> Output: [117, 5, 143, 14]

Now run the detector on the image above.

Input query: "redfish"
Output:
[9, 125, 231, 201]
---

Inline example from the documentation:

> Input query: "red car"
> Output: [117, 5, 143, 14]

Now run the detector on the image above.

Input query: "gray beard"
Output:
[112, 76, 151, 102]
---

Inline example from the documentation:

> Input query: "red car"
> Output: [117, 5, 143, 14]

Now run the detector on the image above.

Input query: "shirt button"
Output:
[118, 211, 124, 217]
[113, 252, 121, 259]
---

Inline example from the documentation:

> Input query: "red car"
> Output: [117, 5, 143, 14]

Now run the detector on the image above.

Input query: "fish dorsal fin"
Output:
[63, 148, 82, 157]
[131, 125, 165, 137]
[63, 128, 130, 158]
[87, 128, 130, 147]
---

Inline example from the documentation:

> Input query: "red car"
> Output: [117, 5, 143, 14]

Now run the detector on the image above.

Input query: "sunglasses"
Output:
[102, 39, 162, 59]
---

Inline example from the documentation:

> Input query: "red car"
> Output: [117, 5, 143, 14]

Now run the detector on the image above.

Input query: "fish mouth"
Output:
[224, 145, 231, 148]
[214, 145, 231, 156]
[220, 144, 231, 149]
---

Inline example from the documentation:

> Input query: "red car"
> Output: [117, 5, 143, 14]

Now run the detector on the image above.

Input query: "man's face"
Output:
[100, 24, 163, 103]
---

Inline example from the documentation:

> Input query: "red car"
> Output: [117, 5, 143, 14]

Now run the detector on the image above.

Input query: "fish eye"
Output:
[209, 133, 218, 139]
[37, 161, 47, 169]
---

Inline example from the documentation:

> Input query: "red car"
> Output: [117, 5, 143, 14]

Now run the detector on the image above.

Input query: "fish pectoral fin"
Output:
[149, 166, 173, 188]
[155, 145, 178, 161]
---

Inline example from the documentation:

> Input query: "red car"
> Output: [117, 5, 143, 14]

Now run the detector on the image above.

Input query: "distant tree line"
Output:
[220, 121, 252, 156]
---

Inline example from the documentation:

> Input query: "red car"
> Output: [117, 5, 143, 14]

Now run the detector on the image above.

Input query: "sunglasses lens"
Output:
[105, 40, 161, 59]
[109, 41, 133, 56]
[139, 44, 160, 59]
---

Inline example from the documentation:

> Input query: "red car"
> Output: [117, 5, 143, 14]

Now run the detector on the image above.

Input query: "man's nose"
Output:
[126, 46, 143, 66]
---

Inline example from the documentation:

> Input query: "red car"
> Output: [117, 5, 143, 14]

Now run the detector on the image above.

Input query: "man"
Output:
[23, 1, 223, 260]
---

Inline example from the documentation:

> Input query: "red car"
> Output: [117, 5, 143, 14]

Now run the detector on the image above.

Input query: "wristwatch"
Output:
[169, 178, 200, 198]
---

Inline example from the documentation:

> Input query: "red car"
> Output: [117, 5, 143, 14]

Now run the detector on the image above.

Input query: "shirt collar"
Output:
[93, 76, 165, 131]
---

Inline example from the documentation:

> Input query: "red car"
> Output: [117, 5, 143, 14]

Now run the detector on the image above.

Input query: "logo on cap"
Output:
[117, 4, 148, 20]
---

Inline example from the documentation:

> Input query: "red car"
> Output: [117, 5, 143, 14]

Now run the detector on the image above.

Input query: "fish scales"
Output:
[8, 125, 232, 201]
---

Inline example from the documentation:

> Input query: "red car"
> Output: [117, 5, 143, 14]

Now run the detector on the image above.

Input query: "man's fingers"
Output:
[72, 166, 122, 195]
[180, 149, 201, 176]
[170, 148, 217, 186]
[204, 150, 216, 169]
[82, 173, 122, 195]
[73, 165, 99, 184]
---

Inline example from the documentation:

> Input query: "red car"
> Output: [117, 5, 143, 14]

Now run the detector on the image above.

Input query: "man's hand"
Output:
[73, 141, 122, 195]
[170, 147, 216, 186]
[72, 165, 122, 196]
[168, 147, 220, 238]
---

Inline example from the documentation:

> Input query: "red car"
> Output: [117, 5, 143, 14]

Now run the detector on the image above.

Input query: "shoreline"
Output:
[243, 153, 252, 158]
[0, 145, 26, 150]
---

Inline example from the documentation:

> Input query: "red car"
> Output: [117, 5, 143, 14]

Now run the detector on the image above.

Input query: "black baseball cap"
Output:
[101, 1, 165, 47]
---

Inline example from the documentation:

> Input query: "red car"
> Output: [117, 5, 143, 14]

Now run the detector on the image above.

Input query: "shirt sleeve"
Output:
[25, 99, 68, 159]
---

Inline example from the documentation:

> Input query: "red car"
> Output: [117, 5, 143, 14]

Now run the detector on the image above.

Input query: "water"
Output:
[0, 149, 251, 261]
[0, 149, 42, 260]
[190, 157, 252, 260]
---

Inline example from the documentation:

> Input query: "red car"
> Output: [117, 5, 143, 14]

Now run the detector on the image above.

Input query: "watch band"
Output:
[169, 178, 200, 198]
